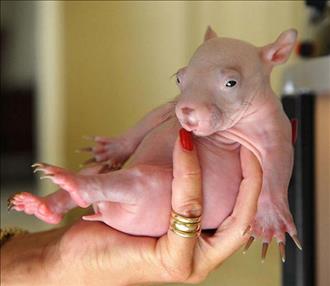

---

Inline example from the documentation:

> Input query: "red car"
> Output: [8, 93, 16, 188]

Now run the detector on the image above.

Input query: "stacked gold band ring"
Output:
[170, 210, 202, 238]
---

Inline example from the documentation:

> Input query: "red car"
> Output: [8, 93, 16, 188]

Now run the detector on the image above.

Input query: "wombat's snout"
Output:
[180, 107, 199, 130]
[176, 102, 222, 136]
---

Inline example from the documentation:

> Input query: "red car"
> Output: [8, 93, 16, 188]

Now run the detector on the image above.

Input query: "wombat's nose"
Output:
[181, 107, 199, 129]
[181, 107, 194, 116]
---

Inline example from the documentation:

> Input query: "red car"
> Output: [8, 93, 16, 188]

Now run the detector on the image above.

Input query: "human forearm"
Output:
[1, 220, 165, 286]
[1, 228, 65, 285]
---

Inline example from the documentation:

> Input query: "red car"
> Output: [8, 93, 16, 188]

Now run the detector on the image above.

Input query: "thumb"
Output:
[172, 129, 202, 217]
[161, 129, 202, 278]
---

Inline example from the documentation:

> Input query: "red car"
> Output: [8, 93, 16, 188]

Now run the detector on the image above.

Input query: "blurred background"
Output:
[1, 1, 329, 286]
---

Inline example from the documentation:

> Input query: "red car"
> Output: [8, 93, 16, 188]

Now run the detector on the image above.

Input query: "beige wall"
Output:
[315, 95, 330, 286]
[62, 1, 187, 169]
[62, 1, 308, 170]
[57, 1, 308, 285]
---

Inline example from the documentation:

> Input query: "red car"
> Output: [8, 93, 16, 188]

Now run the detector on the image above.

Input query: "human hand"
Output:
[50, 130, 261, 285]
[1, 129, 262, 285]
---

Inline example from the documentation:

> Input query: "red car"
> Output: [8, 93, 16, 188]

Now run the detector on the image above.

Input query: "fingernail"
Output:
[179, 128, 193, 151]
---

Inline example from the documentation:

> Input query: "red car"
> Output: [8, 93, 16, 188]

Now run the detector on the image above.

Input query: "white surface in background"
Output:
[282, 56, 330, 95]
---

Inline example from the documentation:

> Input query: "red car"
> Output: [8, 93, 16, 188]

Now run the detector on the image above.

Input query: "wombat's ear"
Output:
[261, 29, 297, 65]
[204, 26, 218, 42]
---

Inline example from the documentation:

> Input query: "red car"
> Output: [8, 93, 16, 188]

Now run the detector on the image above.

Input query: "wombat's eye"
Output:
[176, 76, 181, 84]
[225, 80, 237, 87]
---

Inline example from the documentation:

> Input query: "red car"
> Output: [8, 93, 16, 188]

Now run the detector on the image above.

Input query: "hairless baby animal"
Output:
[9, 27, 302, 262]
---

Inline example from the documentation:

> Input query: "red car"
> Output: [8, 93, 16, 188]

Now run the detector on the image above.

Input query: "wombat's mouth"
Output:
[181, 123, 216, 137]
[178, 117, 218, 137]
[191, 129, 216, 137]
[176, 106, 221, 137]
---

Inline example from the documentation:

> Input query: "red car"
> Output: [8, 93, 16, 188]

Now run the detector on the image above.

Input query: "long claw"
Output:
[243, 236, 255, 254]
[75, 147, 93, 153]
[261, 242, 269, 263]
[40, 175, 54, 180]
[98, 164, 111, 174]
[31, 163, 43, 168]
[278, 242, 286, 263]
[7, 198, 14, 211]
[83, 158, 97, 166]
[33, 168, 43, 173]
[7, 193, 19, 211]
[291, 234, 303, 250]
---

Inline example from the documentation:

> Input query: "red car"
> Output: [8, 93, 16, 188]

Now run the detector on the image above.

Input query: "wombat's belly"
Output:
[94, 118, 242, 236]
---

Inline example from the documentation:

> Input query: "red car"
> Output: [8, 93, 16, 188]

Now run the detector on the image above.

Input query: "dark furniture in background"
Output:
[0, 87, 36, 182]
[282, 94, 316, 286]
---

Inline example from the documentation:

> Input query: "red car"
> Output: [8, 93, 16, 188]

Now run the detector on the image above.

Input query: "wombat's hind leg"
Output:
[8, 192, 64, 224]
[32, 162, 89, 208]
[33, 162, 172, 212]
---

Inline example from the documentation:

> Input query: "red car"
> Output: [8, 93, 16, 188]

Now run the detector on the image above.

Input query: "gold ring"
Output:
[170, 210, 202, 238]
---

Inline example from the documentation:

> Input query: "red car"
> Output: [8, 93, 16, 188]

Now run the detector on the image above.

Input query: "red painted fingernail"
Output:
[179, 128, 193, 151]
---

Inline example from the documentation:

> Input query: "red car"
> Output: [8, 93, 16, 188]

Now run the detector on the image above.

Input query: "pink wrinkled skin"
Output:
[11, 27, 298, 244]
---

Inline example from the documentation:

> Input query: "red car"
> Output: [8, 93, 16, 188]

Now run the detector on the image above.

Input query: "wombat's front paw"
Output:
[244, 194, 302, 263]
[32, 162, 89, 208]
[8, 192, 63, 224]
[77, 136, 133, 173]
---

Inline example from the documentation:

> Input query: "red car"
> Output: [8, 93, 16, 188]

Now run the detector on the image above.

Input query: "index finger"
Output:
[172, 130, 202, 217]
